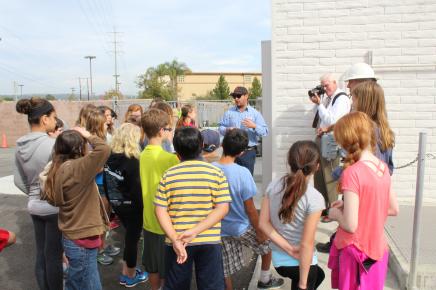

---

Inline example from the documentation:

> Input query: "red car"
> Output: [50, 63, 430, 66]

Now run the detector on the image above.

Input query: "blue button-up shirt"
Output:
[219, 105, 269, 147]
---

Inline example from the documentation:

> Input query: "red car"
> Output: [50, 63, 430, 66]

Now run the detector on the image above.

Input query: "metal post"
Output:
[261, 40, 272, 191]
[13, 81, 17, 101]
[84, 56, 96, 99]
[19, 84, 24, 98]
[408, 132, 427, 290]
[78, 77, 82, 101]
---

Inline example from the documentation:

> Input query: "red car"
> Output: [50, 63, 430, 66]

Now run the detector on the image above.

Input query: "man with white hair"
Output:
[309, 73, 351, 221]
[315, 63, 377, 253]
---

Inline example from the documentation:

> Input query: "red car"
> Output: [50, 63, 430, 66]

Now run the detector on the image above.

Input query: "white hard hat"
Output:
[343, 62, 376, 81]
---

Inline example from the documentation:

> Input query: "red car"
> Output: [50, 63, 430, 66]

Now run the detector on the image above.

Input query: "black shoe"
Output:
[257, 277, 284, 289]
[316, 241, 331, 253]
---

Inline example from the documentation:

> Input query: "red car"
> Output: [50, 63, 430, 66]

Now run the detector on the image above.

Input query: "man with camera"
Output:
[309, 73, 351, 221]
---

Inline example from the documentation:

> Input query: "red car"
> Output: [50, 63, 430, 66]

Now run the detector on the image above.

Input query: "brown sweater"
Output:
[52, 135, 111, 240]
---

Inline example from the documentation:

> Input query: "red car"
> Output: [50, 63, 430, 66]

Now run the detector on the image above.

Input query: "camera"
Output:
[308, 85, 326, 98]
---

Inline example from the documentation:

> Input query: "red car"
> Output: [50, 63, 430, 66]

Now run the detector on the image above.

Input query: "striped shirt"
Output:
[154, 160, 231, 245]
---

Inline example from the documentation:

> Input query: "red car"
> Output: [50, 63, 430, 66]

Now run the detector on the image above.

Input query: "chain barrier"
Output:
[394, 153, 436, 170]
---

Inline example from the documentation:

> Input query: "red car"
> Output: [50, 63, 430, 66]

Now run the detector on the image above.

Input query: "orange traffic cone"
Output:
[1, 133, 8, 148]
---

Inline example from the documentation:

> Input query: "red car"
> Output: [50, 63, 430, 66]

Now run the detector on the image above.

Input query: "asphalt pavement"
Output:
[0, 148, 408, 290]
[0, 148, 256, 290]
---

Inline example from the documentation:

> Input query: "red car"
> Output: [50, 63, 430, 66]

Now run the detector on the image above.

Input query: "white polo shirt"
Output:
[317, 88, 351, 128]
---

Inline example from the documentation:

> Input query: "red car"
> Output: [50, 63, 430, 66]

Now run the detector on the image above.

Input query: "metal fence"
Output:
[111, 98, 261, 128]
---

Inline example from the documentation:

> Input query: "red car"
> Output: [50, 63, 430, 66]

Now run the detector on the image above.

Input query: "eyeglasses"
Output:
[163, 127, 173, 132]
[232, 94, 242, 99]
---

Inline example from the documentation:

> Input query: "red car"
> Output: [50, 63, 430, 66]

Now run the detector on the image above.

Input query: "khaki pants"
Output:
[314, 136, 340, 207]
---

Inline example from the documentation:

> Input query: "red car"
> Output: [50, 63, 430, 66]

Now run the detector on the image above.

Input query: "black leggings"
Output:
[276, 264, 325, 290]
[113, 205, 143, 268]
[31, 214, 63, 290]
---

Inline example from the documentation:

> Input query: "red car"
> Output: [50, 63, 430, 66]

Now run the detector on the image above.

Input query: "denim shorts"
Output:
[63, 238, 102, 290]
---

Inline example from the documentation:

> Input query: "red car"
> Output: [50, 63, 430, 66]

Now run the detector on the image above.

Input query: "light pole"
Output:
[78, 77, 82, 101]
[84, 56, 96, 100]
[18, 84, 24, 98]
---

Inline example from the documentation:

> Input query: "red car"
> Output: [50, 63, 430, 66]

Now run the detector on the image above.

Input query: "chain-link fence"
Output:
[110, 98, 261, 128]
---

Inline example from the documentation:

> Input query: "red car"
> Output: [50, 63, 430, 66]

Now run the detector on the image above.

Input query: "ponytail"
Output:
[279, 168, 309, 223]
[278, 141, 320, 223]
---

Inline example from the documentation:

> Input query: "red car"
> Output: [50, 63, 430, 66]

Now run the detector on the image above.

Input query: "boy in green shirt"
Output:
[140, 108, 179, 290]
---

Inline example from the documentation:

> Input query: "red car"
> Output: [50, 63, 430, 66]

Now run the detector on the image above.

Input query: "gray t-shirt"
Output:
[266, 177, 325, 249]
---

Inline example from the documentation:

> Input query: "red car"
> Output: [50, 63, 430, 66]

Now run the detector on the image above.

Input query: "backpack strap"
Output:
[331, 92, 348, 106]
[102, 166, 108, 197]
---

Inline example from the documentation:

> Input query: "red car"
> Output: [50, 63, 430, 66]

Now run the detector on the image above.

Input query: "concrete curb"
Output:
[386, 228, 409, 290]
[386, 228, 436, 290]
[248, 255, 262, 290]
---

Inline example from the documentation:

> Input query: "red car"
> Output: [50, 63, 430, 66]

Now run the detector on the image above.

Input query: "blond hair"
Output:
[110, 123, 141, 159]
[351, 81, 395, 151]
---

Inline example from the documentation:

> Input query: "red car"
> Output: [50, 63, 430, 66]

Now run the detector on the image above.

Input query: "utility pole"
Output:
[18, 84, 24, 98]
[70, 87, 75, 95]
[78, 77, 82, 101]
[84, 56, 96, 99]
[86, 78, 90, 101]
[13, 81, 17, 101]
[110, 29, 121, 94]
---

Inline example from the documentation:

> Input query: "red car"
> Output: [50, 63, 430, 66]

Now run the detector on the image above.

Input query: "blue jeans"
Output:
[164, 244, 224, 290]
[235, 148, 257, 175]
[63, 238, 102, 290]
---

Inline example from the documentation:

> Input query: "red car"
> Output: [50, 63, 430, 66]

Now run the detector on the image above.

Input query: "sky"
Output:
[0, 0, 271, 96]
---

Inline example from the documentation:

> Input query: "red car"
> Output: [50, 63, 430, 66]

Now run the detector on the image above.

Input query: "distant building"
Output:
[176, 72, 262, 101]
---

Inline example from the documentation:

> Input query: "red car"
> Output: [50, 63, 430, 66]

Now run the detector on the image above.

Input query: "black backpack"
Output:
[102, 165, 132, 206]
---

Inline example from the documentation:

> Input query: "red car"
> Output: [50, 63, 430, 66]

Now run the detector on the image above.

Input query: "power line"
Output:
[0, 62, 59, 91]
[76, 0, 112, 53]
[93, 0, 112, 31]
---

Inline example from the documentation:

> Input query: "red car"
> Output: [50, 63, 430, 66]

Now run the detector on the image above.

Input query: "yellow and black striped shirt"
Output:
[154, 160, 231, 245]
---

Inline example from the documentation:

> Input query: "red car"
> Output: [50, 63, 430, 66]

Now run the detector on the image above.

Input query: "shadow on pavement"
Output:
[0, 193, 256, 290]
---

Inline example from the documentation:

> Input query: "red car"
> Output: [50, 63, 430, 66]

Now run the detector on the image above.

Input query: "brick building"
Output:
[264, 0, 436, 197]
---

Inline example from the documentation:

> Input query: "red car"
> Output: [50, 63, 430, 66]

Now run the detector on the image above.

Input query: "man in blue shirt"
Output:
[218, 86, 269, 175]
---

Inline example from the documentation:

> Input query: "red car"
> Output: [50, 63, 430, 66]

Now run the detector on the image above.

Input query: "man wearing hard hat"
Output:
[343, 62, 377, 91]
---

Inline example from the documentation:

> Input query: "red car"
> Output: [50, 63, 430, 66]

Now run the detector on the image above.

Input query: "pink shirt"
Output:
[334, 160, 391, 260]
[73, 235, 102, 249]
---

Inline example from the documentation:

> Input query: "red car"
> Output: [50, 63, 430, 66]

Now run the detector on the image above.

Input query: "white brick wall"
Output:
[270, 0, 436, 197]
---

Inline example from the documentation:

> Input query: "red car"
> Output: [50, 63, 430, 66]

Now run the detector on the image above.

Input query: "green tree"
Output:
[136, 59, 190, 101]
[136, 67, 172, 100]
[211, 75, 230, 100]
[249, 77, 262, 99]
[45, 94, 56, 100]
[67, 94, 76, 101]
[103, 89, 124, 100]
[164, 59, 191, 101]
